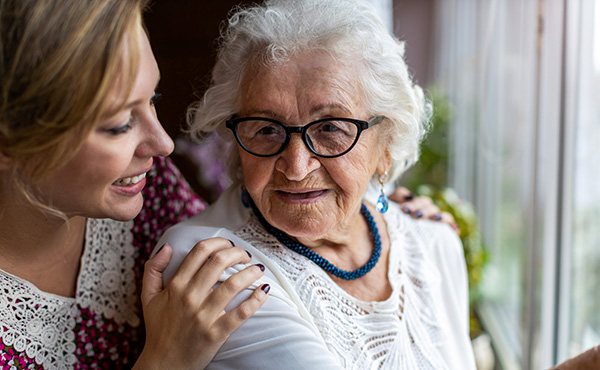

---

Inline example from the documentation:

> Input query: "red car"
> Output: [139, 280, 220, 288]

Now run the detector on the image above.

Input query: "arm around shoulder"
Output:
[154, 223, 343, 369]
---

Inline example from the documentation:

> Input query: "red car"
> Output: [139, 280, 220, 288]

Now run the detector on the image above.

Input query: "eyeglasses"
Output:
[226, 115, 384, 158]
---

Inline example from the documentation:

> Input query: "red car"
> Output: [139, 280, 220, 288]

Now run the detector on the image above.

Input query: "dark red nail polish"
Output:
[402, 206, 411, 214]
[246, 250, 252, 258]
[415, 210, 423, 218]
[403, 194, 414, 201]
[256, 264, 265, 272]
[261, 284, 270, 294]
[433, 213, 442, 221]
[228, 239, 235, 247]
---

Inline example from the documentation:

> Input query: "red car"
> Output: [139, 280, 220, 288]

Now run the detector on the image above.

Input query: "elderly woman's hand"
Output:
[389, 186, 459, 234]
[135, 238, 269, 370]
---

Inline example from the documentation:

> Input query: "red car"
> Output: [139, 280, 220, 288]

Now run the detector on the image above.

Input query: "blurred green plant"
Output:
[401, 88, 488, 338]
[403, 88, 451, 191]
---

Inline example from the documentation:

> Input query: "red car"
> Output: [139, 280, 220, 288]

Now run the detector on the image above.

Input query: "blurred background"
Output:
[144, 1, 600, 369]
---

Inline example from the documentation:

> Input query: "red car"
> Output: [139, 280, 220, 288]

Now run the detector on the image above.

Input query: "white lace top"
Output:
[158, 185, 476, 370]
[0, 157, 206, 370]
[0, 218, 139, 370]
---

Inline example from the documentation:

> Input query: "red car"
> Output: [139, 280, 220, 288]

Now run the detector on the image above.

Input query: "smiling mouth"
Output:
[113, 173, 147, 186]
[276, 189, 327, 200]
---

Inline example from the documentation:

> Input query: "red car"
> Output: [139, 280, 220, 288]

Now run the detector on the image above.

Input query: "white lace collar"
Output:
[78, 218, 140, 327]
[0, 217, 140, 369]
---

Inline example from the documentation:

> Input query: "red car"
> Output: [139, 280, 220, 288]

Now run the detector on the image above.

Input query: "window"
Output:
[431, 0, 600, 368]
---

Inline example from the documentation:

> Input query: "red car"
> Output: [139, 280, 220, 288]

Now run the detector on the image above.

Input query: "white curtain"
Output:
[432, 0, 600, 368]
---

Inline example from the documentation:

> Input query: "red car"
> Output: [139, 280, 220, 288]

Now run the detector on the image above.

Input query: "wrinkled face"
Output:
[238, 53, 389, 242]
[31, 24, 173, 221]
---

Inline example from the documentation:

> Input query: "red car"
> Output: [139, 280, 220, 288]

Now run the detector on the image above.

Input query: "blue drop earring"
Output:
[376, 171, 389, 214]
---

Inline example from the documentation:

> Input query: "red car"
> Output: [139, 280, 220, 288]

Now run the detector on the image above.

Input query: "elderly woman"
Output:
[158, 0, 475, 368]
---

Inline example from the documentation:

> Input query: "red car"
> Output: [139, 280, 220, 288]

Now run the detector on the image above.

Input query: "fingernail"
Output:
[260, 284, 270, 294]
[402, 206, 411, 214]
[255, 264, 265, 272]
[403, 194, 414, 201]
[228, 239, 235, 247]
[246, 250, 252, 258]
[154, 243, 166, 256]
[414, 210, 423, 218]
[433, 213, 442, 221]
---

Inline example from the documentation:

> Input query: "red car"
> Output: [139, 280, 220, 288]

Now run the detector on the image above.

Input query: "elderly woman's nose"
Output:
[274, 135, 320, 180]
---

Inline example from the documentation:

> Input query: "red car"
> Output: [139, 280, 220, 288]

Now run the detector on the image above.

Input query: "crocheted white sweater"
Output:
[158, 186, 476, 370]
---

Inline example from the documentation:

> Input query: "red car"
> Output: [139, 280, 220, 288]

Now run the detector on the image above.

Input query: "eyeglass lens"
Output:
[235, 119, 359, 156]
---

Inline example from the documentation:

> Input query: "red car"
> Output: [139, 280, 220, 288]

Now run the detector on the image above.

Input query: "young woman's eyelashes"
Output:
[106, 92, 162, 136]
[150, 91, 162, 106]
[107, 121, 134, 135]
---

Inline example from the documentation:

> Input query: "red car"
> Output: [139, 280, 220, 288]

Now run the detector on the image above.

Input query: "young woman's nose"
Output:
[135, 112, 174, 158]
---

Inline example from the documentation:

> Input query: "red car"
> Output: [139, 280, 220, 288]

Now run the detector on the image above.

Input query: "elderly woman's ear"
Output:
[376, 141, 392, 177]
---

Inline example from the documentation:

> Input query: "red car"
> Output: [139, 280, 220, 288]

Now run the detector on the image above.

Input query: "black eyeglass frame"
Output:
[225, 115, 385, 158]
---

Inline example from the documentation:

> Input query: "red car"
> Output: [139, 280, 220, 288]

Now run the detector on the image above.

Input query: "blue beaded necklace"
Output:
[244, 191, 382, 280]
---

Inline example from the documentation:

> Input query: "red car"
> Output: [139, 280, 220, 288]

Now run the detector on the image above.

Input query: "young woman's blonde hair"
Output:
[0, 0, 148, 215]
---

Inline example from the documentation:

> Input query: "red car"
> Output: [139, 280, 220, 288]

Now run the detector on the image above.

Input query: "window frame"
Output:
[427, 0, 590, 368]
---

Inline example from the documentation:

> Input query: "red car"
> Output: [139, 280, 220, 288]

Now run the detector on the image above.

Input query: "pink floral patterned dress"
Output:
[0, 157, 206, 370]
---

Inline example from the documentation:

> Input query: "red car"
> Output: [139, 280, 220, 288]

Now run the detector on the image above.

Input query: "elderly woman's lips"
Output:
[276, 189, 328, 202]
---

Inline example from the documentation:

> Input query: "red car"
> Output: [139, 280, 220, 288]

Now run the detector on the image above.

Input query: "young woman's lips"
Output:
[111, 172, 148, 196]
[275, 189, 328, 203]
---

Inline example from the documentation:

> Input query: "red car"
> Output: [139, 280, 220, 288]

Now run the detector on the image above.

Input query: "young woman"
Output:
[0, 1, 268, 368]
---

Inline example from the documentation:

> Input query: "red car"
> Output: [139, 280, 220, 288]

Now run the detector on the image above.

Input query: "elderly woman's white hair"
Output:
[187, 0, 431, 185]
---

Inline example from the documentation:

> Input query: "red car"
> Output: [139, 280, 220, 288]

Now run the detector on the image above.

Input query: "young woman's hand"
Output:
[390, 186, 459, 234]
[134, 238, 269, 370]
